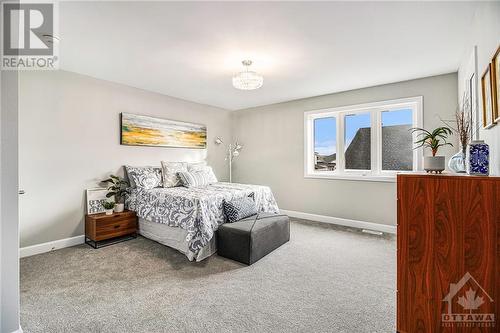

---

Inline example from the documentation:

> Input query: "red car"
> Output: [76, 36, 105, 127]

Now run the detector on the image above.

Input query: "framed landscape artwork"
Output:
[492, 45, 500, 122]
[120, 113, 207, 149]
[86, 188, 109, 215]
[481, 64, 495, 129]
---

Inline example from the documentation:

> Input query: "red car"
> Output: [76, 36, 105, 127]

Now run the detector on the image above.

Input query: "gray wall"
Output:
[19, 70, 232, 248]
[1, 70, 21, 332]
[458, 1, 500, 175]
[232, 73, 458, 226]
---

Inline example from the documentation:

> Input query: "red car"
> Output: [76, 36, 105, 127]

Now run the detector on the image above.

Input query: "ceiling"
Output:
[59, 1, 479, 110]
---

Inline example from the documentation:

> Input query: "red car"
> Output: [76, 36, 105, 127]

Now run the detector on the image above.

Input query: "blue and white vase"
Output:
[467, 140, 489, 176]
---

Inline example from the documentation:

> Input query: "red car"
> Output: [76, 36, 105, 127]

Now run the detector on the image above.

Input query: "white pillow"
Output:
[205, 166, 218, 183]
[178, 167, 218, 188]
[161, 161, 187, 188]
[187, 161, 208, 172]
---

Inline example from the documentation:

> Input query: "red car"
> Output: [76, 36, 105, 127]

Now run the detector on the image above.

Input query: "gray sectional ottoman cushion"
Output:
[217, 213, 290, 265]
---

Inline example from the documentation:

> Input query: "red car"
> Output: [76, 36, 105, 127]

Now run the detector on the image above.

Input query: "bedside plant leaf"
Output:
[101, 174, 130, 203]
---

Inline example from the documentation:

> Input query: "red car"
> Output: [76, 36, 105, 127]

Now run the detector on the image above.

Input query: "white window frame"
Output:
[304, 96, 423, 182]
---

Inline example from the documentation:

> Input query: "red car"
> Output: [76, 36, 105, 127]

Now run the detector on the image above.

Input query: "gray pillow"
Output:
[223, 195, 258, 223]
[125, 166, 162, 189]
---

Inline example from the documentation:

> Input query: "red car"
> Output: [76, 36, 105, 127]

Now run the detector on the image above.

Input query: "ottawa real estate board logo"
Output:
[2, 2, 59, 70]
[442, 272, 495, 328]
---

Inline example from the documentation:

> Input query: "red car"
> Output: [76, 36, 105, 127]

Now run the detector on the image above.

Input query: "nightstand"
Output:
[85, 210, 138, 248]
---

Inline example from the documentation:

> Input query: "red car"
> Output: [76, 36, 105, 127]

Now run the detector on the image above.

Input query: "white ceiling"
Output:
[59, 1, 479, 110]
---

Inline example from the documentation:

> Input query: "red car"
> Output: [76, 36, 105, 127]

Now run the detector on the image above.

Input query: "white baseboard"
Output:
[11, 327, 23, 333]
[18, 212, 394, 258]
[20, 235, 85, 258]
[280, 209, 396, 234]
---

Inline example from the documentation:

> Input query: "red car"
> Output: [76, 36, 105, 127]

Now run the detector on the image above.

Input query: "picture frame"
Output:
[492, 45, 500, 123]
[481, 63, 495, 129]
[463, 46, 479, 140]
[120, 113, 207, 149]
[86, 188, 110, 215]
[464, 72, 477, 139]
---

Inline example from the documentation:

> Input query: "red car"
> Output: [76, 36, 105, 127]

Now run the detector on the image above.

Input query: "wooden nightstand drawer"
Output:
[95, 213, 136, 227]
[95, 219, 136, 241]
[85, 210, 138, 248]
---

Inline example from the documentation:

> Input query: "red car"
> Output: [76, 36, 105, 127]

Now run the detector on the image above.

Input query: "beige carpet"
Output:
[20, 218, 396, 333]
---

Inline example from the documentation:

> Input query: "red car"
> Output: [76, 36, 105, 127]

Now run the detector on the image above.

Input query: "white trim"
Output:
[281, 209, 396, 234]
[19, 235, 84, 258]
[412, 97, 424, 170]
[304, 173, 396, 182]
[304, 96, 424, 117]
[372, 108, 380, 172]
[304, 112, 313, 176]
[11, 328, 23, 333]
[337, 112, 345, 173]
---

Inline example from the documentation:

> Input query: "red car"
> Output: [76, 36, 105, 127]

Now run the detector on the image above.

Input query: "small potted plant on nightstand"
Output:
[411, 126, 453, 173]
[102, 201, 115, 215]
[101, 175, 130, 213]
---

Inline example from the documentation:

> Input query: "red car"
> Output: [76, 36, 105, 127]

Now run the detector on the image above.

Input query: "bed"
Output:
[126, 182, 280, 261]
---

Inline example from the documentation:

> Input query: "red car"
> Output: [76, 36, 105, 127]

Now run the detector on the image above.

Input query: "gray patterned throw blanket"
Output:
[126, 182, 280, 254]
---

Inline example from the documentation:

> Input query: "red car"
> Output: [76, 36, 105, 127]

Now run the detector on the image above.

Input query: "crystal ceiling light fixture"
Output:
[232, 60, 263, 90]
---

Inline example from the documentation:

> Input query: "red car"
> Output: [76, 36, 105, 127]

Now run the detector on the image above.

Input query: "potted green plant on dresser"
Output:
[102, 175, 130, 212]
[411, 126, 453, 173]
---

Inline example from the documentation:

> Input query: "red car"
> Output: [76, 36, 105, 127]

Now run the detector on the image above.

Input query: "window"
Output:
[345, 112, 371, 170]
[304, 97, 422, 182]
[381, 109, 413, 171]
[314, 117, 336, 171]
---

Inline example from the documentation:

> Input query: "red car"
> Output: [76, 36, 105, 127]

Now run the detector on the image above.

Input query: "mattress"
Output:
[138, 217, 216, 262]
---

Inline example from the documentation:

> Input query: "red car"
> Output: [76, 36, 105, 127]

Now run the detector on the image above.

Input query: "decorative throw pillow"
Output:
[223, 196, 258, 223]
[161, 161, 188, 188]
[177, 167, 218, 188]
[125, 166, 162, 189]
[187, 161, 208, 172]
[204, 166, 218, 183]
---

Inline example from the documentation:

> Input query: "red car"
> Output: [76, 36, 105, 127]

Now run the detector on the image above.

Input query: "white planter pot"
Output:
[104, 209, 114, 215]
[424, 156, 445, 173]
[114, 203, 125, 213]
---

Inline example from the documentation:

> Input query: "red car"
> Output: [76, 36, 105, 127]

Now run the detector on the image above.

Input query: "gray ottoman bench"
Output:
[217, 213, 290, 265]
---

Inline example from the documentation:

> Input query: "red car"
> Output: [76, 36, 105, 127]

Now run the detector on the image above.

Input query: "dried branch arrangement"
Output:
[441, 94, 472, 154]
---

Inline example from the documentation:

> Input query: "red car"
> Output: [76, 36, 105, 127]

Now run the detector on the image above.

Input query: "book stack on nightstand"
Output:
[85, 210, 138, 248]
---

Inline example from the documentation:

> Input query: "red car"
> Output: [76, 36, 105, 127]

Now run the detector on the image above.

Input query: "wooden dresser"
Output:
[397, 174, 499, 332]
[85, 210, 137, 248]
